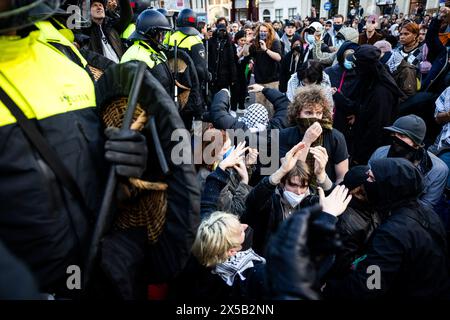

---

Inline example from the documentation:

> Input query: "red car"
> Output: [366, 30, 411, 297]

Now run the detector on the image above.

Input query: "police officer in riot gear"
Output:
[166, 8, 209, 111]
[0, 0, 148, 298]
[121, 9, 174, 97]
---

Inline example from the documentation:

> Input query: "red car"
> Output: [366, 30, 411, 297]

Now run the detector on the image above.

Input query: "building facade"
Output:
[257, 0, 444, 22]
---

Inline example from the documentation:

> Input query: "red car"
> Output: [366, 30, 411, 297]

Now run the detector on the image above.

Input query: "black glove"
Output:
[104, 127, 148, 178]
[266, 206, 320, 300]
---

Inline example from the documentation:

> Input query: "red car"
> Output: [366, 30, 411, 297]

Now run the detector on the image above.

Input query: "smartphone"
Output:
[259, 32, 267, 41]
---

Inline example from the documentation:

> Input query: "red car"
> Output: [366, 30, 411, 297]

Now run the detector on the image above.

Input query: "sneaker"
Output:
[230, 110, 237, 118]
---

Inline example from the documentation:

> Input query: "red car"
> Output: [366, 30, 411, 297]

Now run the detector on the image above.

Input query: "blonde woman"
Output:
[169, 193, 352, 300]
[243, 22, 282, 113]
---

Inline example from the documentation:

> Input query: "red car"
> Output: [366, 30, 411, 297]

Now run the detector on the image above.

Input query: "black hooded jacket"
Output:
[208, 30, 237, 90]
[324, 41, 360, 151]
[324, 158, 450, 299]
[333, 45, 402, 165]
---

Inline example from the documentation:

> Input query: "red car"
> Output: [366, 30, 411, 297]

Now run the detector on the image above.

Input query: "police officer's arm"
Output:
[191, 43, 209, 84]
[114, 0, 132, 34]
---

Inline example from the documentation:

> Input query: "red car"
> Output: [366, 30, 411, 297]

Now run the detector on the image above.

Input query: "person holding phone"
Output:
[242, 22, 282, 115]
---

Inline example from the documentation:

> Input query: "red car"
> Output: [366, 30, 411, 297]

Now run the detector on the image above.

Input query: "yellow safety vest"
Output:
[121, 23, 136, 39]
[35, 20, 88, 67]
[165, 30, 203, 50]
[0, 30, 95, 127]
[120, 40, 167, 69]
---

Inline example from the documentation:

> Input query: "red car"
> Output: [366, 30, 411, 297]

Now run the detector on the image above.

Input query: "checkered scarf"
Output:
[435, 87, 450, 150]
[238, 103, 269, 131]
[212, 249, 266, 286]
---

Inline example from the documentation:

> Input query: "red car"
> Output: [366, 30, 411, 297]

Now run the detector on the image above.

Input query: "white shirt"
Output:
[100, 27, 119, 63]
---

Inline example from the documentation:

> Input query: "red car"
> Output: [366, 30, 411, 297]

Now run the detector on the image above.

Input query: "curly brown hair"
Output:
[288, 85, 332, 124]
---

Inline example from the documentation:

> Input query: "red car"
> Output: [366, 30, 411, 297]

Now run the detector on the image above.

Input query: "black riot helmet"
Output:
[156, 8, 168, 16]
[0, 0, 62, 33]
[130, 9, 171, 50]
[176, 8, 199, 36]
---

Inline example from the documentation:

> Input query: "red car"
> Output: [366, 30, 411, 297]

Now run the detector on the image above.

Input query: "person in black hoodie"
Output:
[330, 165, 382, 278]
[333, 45, 401, 166]
[208, 24, 237, 96]
[231, 30, 251, 110]
[324, 158, 450, 299]
[324, 41, 360, 154]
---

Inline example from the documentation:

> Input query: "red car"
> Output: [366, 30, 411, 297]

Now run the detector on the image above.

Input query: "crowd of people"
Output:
[1, 0, 450, 300]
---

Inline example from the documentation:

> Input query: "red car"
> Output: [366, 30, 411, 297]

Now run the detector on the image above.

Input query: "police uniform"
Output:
[166, 30, 208, 88]
[0, 28, 105, 294]
[121, 40, 174, 97]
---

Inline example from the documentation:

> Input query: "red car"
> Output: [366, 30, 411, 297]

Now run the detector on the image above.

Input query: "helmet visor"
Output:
[0, 0, 61, 33]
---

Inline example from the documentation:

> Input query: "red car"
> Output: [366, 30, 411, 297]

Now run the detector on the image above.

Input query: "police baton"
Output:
[83, 61, 147, 290]
[205, 38, 209, 97]
[174, 40, 179, 107]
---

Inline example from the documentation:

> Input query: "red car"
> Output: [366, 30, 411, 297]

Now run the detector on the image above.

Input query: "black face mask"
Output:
[293, 45, 302, 53]
[387, 136, 421, 162]
[333, 24, 343, 32]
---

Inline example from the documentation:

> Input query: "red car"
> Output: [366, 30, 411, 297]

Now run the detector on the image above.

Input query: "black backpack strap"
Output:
[0, 86, 94, 221]
[177, 34, 190, 48]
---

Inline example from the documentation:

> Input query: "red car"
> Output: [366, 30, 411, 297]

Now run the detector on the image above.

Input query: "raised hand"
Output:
[248, 84, 264, 93]
[310, 146, 329, 183]
[245, 147, 259, 166]
[302, 122, 323, 146]
[318, 185, 352, 217]
[219, 141, 249, 171]
[233, 158, 249, 184]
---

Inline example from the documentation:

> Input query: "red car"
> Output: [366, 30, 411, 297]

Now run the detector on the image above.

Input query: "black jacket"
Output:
[209, 88, 289, 131]
[169, 254, 267, 301]
[334, 61, 401, 165]
[279, 49, 302, 93]
[83, 0, 132, 59]
[208, 34, 237, 89]
[325, 158, 450, 299]
[244, 176, 323, 255]
[331, 198, 382, 277]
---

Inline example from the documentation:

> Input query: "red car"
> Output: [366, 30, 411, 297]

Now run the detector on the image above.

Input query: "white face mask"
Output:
[283, 189, 307, 208]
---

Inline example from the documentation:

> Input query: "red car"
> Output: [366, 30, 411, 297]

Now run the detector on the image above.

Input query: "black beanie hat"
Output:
[341, 165, 370, 191]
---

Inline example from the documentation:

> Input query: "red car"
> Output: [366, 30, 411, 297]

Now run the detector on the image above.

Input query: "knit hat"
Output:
[373, 40, 392, 53]
[367, 15, 378, 24]
[285, 20, 296, 27]
[238, 103, 269, 130]
[384, 115, 427, 146]
[91, 0, 106, 6]
[341, 165, 370, 191]
[234, 30, 246, 42]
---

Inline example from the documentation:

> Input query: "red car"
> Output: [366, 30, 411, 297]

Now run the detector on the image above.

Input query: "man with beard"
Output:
[324, 158, 450, 299]
[369, 115, 448, 210]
